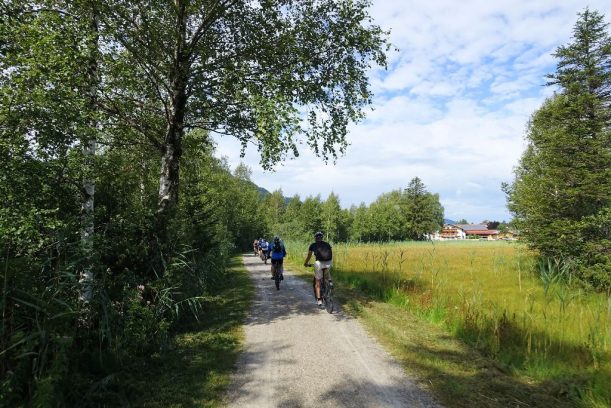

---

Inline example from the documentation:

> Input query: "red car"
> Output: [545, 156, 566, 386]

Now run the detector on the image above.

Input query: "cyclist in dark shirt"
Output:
[303, 231, 333, 307]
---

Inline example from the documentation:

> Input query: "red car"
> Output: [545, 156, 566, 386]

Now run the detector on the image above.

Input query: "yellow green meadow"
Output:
[286, 240, 609, 407]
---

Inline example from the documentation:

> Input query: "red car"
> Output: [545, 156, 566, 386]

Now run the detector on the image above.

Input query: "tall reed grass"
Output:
[286, 240, 609, 406]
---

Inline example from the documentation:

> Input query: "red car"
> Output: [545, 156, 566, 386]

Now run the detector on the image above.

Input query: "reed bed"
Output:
[286, 240, 609, 406]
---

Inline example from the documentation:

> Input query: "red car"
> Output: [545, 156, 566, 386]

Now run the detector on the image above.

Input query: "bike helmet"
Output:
[314, 231, 323, 238]
[273, 236, 280, 243]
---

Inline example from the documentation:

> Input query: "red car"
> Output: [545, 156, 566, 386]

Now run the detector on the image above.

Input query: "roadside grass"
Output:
[285, 240, 609, 408]
[122, 256, 253, 407]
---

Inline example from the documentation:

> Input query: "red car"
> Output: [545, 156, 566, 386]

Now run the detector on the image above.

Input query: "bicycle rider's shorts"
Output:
[271, 259, 283, 266]
[314, 260, 332, 280]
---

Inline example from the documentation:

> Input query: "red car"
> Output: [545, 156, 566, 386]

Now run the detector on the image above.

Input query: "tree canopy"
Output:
[89, 0, 389, 214]
[261, 177, 444, 243]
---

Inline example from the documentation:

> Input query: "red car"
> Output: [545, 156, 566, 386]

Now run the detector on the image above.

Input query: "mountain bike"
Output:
[306, 264, 334, 313]
[271, 260, 283, 290]
[259, 247, 268, 264]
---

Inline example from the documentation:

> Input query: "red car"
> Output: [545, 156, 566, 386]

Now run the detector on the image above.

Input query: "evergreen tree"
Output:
[402, 177, 444, 240]
[504, 9, 611, 289]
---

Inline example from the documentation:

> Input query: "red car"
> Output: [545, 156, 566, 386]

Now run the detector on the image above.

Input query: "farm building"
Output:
[439, 224, 466, 239]
[458, 224, 499, 239]
[429, 224, 499, 240]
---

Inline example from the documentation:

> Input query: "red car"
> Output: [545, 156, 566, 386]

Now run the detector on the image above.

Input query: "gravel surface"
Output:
[225, 254, 443, 408]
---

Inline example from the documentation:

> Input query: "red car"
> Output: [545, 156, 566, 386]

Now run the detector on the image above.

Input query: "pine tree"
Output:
[402, 177, 444, 240]
[505, 9, 611, 289]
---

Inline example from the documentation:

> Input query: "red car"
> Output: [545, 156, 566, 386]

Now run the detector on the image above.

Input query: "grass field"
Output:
[285, 240, 609, 407]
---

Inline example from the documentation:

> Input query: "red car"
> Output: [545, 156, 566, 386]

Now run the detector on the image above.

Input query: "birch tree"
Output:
[95, 0, 388, 229]
[0, 1, 104, 299]
[80, 1, 100, 302]
[321, 192, 342, 242]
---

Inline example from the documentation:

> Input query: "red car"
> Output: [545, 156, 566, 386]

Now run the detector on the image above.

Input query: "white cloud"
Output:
[213, 0, 611, 222]
[368, 95, 443, 124]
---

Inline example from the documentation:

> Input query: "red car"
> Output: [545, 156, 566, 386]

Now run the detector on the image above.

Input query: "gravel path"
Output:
[225, 254, 443, 408]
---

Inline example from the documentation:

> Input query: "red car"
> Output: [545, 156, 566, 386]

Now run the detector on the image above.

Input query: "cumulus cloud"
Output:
[213, 0, 611, 222]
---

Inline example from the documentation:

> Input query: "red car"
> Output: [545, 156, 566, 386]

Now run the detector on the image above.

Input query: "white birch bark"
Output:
[157, 0, 188, 216]
[80, 3, 99, 302]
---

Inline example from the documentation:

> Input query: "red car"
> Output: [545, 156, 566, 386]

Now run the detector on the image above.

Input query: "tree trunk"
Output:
[158, 132, 182, 213]
[79, 2, 99, 303]
[157, 1, 188, 217]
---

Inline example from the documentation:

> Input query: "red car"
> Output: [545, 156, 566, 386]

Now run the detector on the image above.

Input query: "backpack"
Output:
[316, 242, 332, 261]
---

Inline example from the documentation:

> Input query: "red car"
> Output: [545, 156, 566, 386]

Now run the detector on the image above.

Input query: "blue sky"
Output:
[214, 0, 611, 223]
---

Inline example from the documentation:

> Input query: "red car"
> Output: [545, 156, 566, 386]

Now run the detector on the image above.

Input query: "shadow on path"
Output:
[225, 254, 442, 408]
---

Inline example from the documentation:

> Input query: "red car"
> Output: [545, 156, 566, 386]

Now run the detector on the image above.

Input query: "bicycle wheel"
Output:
[322, 281, 334, 314]
[274, 270, 280, 290]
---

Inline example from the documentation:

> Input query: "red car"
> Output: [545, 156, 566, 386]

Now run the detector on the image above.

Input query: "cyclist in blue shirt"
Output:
[267, 236, 287, 280]
[259, 238, 269, 263]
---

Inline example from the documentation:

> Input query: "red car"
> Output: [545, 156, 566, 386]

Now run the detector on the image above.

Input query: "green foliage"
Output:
[402, 177, 444, 240]
[321, 193, 347, 242]
[357, 178, 443, 242]
[299, 195, 324, 238]
[260, 189, 287, 235]
[505, 9, 611, 290]
[86, 0, 390, 216]
[573, 207, 611, 289]
[122, 257, 253, 408]
[1, 127, 263, 405]
[349, 203, 370, 242]
[1, 0, 388, 404]
[257, 178, 444, 244]
[121, 288, 169, 354]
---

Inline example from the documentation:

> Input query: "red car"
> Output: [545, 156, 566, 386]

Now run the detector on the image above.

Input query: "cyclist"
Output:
[267, 236, 287, 280]
[253, 238, 259, 256]
[259, 238, 269, 263]
[303, 231, 333, 307]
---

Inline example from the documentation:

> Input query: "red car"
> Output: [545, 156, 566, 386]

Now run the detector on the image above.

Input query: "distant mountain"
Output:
[257, 186, 271, 198]
[255, 185, 291, 204]
[443, 218, 456, 225]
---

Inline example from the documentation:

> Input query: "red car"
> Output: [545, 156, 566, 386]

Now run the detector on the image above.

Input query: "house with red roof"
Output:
[430, 223, 499, 240]
[457, 224, 499, 239]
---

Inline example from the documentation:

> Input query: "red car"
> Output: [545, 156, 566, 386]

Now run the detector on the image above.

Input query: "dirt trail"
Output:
[225, 254, 442, 408]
